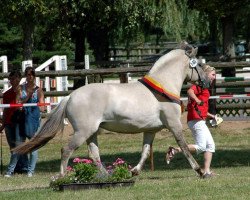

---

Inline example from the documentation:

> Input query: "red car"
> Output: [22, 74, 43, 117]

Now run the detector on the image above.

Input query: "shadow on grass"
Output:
[34, 149, 250, 173]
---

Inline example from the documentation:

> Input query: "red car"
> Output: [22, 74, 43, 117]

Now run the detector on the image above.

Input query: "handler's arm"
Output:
[187, 88, 203, 105]
[207, 112, 215, 119]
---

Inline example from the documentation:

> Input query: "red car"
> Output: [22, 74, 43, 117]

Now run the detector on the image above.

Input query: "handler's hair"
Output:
[202, 64, 215, 73]
[24, 66, 36, 77]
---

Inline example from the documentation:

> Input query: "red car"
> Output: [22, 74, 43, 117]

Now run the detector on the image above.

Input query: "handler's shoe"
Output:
[27, 172, 33, 177]
[166, 146, 176, 164]
[4, 172, 13, 178]
[202, 172, 216, 179]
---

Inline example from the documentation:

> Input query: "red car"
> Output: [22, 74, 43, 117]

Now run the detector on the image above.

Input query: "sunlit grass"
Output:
[1, 124, 250, 199]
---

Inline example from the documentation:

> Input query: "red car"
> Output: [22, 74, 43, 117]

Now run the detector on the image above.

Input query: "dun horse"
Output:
[14, 42, 210, 177]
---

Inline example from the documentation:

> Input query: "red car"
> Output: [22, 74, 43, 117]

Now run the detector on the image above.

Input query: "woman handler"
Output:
[166, 65, 216, 178]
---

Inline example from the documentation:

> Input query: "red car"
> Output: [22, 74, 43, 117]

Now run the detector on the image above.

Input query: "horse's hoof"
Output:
[195, 168, 204, 178]
[51, 174, 63, 181]
[131, 171, 139, 176]
[131, 168, 139, 176]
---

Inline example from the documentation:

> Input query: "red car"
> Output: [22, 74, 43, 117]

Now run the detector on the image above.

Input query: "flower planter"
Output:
[59, 180, 135, 191]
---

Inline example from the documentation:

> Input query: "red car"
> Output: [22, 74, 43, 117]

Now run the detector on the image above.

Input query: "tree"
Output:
[58, 0, 147, 88]
[0, 21, 22, 66]
[187, 0, 250, 76]
[0, 0, 52, 60]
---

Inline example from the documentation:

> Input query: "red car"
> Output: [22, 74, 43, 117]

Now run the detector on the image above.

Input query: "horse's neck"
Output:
[149, 54, 186, 95]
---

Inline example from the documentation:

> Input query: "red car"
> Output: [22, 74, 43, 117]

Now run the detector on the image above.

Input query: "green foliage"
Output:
[73, 162, 98, 183]
[111, 163, 132, 182]
[50, 157, 133, 190]
[0, 0, 50, 24]
[188, 0, 250, 17]
[0, 22, 22, 61]
[0, 0, 249, 64]
[49, 175, 73, 191]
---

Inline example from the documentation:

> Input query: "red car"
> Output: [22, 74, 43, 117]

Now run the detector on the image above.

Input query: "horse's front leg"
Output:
[131, 132, 156, 175]
[166, 118, 203, 177]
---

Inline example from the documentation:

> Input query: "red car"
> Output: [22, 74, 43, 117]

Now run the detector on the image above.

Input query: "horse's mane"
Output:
[149, 41, 197, 74]
[149, 49, 183, 74]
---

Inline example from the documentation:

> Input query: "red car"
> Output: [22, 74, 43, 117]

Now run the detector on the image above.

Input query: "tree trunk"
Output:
[87, 28, 109, 62]
[87, 28, 109, 83]
[221, 15, 236, 77]
[246, 15, 250, 53]
[208, 16, 219, 55]
[22, 23, 34, 60]
[208, 16, 219, 115]
[73, 29, 86, 90]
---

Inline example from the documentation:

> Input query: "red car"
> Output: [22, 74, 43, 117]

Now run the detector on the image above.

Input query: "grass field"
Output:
[0, 121, 250, 200]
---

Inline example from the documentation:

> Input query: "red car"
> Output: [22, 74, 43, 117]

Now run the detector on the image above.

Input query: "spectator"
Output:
[235, 41, 245, 56]
[16, 67, 45, 177]
[2, 70, 28, 177]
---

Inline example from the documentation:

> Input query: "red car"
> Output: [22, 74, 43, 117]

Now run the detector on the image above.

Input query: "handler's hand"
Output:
[196, 100, 204, 106]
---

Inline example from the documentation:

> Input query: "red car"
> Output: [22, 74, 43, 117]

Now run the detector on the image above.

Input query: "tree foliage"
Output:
[0, 0, 53, 60]
[188, 0, 250, 17]
[187, 0, 250, 76]
[1, 0, 250, 71]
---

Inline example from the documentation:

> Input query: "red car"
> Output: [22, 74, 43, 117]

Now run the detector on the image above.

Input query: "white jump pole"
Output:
[85, 55, 89, 85]
[0, 56, 9, 91]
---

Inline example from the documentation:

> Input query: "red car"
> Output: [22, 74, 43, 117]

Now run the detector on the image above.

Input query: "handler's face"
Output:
[207, 70, 216, 83]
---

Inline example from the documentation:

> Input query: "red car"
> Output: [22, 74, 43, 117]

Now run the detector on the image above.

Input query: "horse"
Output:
[14, 42, 210, 177]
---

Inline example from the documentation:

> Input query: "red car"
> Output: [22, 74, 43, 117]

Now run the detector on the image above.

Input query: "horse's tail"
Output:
[13, 96, 70, 154]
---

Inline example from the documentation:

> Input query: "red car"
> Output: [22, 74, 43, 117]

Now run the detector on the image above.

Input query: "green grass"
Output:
[1, 127, 250, 199]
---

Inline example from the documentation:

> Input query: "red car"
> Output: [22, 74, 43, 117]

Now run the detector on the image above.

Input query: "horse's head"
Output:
[181, 41, 211, 88]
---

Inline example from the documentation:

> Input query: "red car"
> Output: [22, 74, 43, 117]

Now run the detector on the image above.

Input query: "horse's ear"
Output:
[190, 47, 198, 57]
[179, 41, 189, 50]
[184, 46, 198, 58]
[180, 41, 195, 56]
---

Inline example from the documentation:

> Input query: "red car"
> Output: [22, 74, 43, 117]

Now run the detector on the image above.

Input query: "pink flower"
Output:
[66, 166, 73, 171]
[106, 165, 113, 170]
[73, 157, 81, 163]
[81, 159, 93, 164]
[113, 158, 125, 166]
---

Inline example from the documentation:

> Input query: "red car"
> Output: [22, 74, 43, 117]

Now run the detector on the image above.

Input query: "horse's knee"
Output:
[61, 146, 71, 158]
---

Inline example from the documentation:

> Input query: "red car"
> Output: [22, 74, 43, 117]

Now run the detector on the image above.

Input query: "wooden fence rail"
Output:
[1, 61, 250, 79]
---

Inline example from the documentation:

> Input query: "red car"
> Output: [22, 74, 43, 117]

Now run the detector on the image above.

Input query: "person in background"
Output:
[235, 41, 245, 56]
[166, 65, 216, 178]
[1, 70, 28, 177]
[16, 67, 45, 177]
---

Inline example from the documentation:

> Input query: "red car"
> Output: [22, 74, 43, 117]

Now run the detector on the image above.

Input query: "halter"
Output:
[187, 56, 210, 89]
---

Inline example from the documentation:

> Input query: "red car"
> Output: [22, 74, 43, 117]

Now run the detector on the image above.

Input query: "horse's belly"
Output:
[100, 119, 164, 133]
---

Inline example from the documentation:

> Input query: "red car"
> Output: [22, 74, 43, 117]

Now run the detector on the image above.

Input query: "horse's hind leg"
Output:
[86, 130, 107, 173]
[131, 132, 156, 175]
[60, 131, 90, 176]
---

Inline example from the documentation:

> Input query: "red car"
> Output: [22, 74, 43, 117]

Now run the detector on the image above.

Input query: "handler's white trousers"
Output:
[188, 120, 215, 154]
